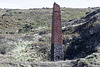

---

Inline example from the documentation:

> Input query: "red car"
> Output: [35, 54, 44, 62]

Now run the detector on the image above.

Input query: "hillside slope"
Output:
[0, 8, 88, 34]
[0, 7, 100, 67]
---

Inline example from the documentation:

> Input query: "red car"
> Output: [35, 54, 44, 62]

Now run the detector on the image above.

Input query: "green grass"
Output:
[0, 8, 91, 62]
[0, 8, 88, 34]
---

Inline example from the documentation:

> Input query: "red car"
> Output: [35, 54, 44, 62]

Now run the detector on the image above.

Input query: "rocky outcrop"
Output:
[66, 8, 100, 27]
[64, 8, 100, 60]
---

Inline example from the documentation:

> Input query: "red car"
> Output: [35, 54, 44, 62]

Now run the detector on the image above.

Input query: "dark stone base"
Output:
[51, 44, 64, 61]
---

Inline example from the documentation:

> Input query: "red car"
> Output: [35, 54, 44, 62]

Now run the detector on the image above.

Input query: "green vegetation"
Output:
[0, 8, 88, 34]
[11, 40, 50, 62]
[0, 8, 89, 62]
[74, 53, 100, 67]
[1, 7, 100, 67]
[61, 8, 88, 26]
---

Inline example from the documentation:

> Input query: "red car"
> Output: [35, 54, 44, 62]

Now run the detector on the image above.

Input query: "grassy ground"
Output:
[0, 7, 93, 64]
[0, 8, 88, 34]
[1, 7, 100, 67]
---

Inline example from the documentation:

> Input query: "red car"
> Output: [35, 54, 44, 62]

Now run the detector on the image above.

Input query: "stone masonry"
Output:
[51, 3, 63, 61]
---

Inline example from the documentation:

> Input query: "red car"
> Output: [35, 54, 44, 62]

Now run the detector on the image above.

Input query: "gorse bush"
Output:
[18, 21, 39, 33]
